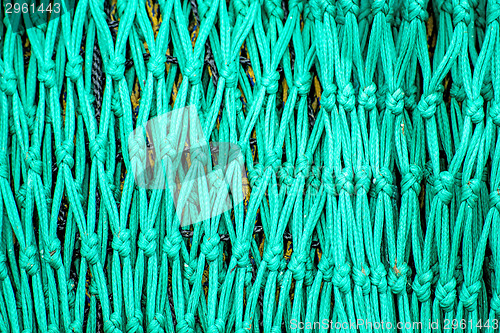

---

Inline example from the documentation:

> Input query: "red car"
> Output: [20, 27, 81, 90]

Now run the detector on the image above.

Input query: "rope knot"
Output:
[147, 312, 166, 333]
[38, 60, 57, 88]
[147, 53, 166, 79]
[370, 263, 388, 293]
[358, 0, 372, 21]
[465, 96, 485, 123]
[309, 0, 325, 21]
[434, 171, 454, 205]
[90, 134, 108, 163]
[201, 234, 220, 262]
[55, 140, 75, 169]
[138, 228, 158, 257]
[81, 233, 100, 265]
[459, 280, 482, 312]
[321, 84, 337, 112]
[191, 146, 209, 166]
[184, 59, 203, 85]
[461, 179, 480, 206]
[490, 190, 500, 212]
[48, 324, 59, 333]
[207, 319, 225, 333]
[66, 55, 83, 82]
[288, 252, 308, 281]
[336, 168, 354, 195]
[112, 229, 132, 257]
[491, 292, 500, 316]
[198, 0, 215, 19]
[294, 73, 312, 96]
[453, 2, 471, 26]
[45, 238, 62, 270]
[24, 104, 37, 134]
[163, 233, 182, 260]
[332, 263, 351, 293]
[104, 312, 123, 333]
[413, 270, 433, 301]
[404, 86, 418, 111]
[424, 161, 434, 185]
[0, 68, 17, 95]
[208, 167, 226, 191]
[233, 241, 250, 267]
[339, 0, 359, 16]
[388, 262, 410, 295]
[322, 0, 337, 16]
[289, 0, 304, 13]
[183, 259, 197, 284]
[401, 164, 423, 195]
[372, 0, 390, 16]
[107, 55, 126, 81]
[436, 278, 457, 312]
[263, 242, 283, 271]
[249, 163, 264, 187]
[449, 83, 466, 102]
[129, 134, 147, 164]
[20, 244, 39, 276]
[487, 1, 500, 25]
[418, 91, 442, 119]
[295, 153, 312, 178]
[70, 320, 83, 333]
[16, 184, 27, 209]
[261, 71, 280, 94]
[234, 0, 250, 16]
[278, 161, 295, 188]
[264, 150, 281, 171]
[176, 313, 195, 333]
[358, 83, 377, 111]
[126, 310, 143, 333]
[26, 147, 43, 175]
[220, 63, 238, 88]
[374, 167, 393, 197]
[352, 266, 371, 295]
[317, 255, 334, 282]
[338, 83, 355, 113]
[322, 168, 337, 196]
[159, 136, 178, 162]
[406, 0, 428, 21]
[307, 165, 322, 191]
[304, 256, 315, 286]
[235, 321, 252, 333]
[264, 0, 284, 20]
[491, 102, 500, 126]
[387, 88, 405, 116]
[354, 165, 372, 193]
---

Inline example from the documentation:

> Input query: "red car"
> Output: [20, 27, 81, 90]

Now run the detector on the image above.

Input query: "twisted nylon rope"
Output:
[1, 0, 500, 332]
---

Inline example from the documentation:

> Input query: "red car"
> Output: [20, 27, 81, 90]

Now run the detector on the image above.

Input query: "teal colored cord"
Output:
[1, 0, 500, 332]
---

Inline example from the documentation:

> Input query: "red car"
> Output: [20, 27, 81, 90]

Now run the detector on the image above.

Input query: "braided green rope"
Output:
[1, 0, 500, 332]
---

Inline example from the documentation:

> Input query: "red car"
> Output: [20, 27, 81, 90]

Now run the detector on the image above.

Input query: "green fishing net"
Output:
[1, 0, 500, 331]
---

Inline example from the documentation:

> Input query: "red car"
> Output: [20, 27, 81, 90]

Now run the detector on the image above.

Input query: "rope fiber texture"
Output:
[1, 0, 500, 332]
